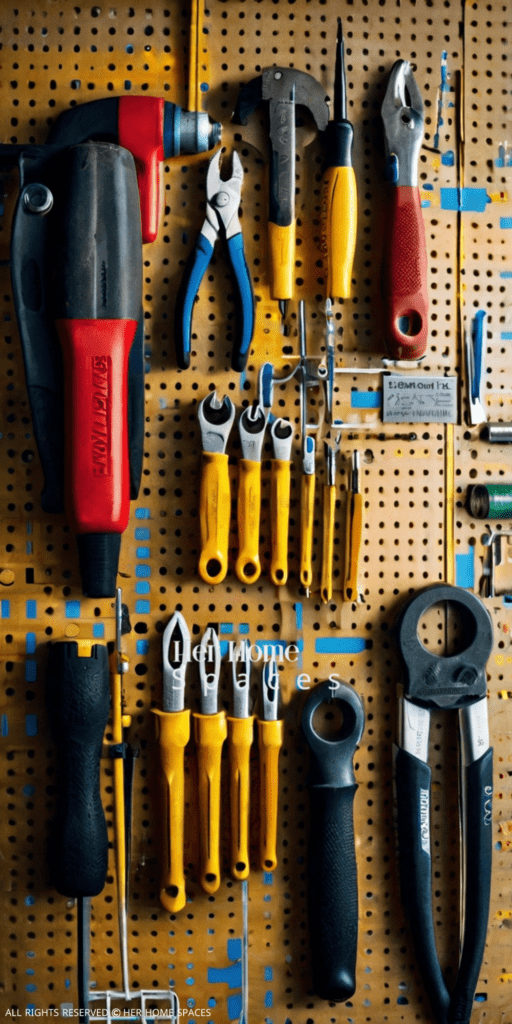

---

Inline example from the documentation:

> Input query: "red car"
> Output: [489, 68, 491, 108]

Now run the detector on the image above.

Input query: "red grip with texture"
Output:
[56, 319, 137, 535]
[119, 96, 164, 244]
[383, 185, 428, 360]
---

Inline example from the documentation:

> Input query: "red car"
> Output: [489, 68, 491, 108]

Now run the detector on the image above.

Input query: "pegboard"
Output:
[0, 2, 511, 1023]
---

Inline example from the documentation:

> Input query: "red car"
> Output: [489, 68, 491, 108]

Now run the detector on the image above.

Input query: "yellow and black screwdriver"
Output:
[322, 18, 357, 416]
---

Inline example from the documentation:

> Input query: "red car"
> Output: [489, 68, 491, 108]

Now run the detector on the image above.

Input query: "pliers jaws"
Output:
[174, 149, 255, 373]
[381, 60, 424, 187]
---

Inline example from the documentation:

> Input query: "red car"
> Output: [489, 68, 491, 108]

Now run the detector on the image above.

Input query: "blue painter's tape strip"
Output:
[93, 623, 104, 639]
[228, 938, 242, 962]
[135, 582, 150, 594]
[423, 183, 434, 191]
[136, 546, 150, 558]
[263, 872, 273, 885]
[440, 188, 458, 210]
[239, 623, 249, 634]
[137, 640, 149, 655]
[220, 623, 233, 635]
[441, 188, 490, 213]
[25, 660, 37, 682]
[501, 332, 512, 340]
[294, 602, 303, 630]
[135, 600, 150, 614]
[501, 218, 512, 229]
[264, 991, 274, 1008]
[441, 150, 455, 166]
[25, 715, 38, 737]
[65, 600, 80, 619]
[26, 633, 36, 655]
[135, 507, 151, 519]
[1, 600, 10, 618]
[227, 995, 242, 1021]
[455, 547, 475, 590]
[207, 964, 242, 989]
[135, 527, 151, 540]
[264, 967, 273, 982]
[220, 641, 230, 659]
[136, 564, 151, 578]
[315, 637, 369, 654]
[26, 600, 37, 619]
[500, 271, 512, 279]
[351, 391, 381, 409]
[1, 714, 8, 737]
[26, 542, 33, 554]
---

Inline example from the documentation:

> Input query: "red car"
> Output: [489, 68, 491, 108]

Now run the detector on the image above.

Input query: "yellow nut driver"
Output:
[198, 392, 236, 586]
[257, 650, 283, 872]
[152, 610, 191, 914]
[270, 418, 293, 587]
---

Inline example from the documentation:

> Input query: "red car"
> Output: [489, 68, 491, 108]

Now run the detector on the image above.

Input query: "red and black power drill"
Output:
[1, 139, 142, 597]
[46, 96, 221, 243]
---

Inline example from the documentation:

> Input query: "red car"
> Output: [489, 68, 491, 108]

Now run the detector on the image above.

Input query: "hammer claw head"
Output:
[233, 67, 329, 132]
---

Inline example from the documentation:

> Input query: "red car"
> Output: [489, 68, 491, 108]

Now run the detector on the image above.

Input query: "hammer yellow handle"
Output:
[323, 165, 357, 299]
[236, 458, 261, 584]
[300, 472, 315, 591]
[321, 483, 336, 604]
[194, 711, 227, 893]
[227, 716, 254, 881]
[199, 451, 231, 586]
[257, 718, 284, 872]
[270, 458, 291, 587]
[344, 491, 363, 603]
[152, 707, 190, 913]
[268, 221, 294, 300]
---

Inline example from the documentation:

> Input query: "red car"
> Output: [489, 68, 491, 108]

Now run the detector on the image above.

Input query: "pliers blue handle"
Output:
[174, 150, 255, 372]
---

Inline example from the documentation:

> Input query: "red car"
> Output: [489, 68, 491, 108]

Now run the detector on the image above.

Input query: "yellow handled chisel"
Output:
[194, 626, 227, 893]
[198, 392, 235, 586]
[153, 610, 191, 914]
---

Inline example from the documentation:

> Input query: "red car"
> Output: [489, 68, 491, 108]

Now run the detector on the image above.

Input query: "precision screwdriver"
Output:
[322, 18, 357, 301]
[343, 451, 363, 603]
[321, 441, 338, 605]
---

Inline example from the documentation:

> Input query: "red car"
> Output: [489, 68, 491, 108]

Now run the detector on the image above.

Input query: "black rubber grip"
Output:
[308, 784, 358, 1002]
[395, 747, 451, 1024]
[46, 642, 110, 897]
[47, 97, 120, 147]
[76, 533, 122, 598]
[449, 748, 493, 1024]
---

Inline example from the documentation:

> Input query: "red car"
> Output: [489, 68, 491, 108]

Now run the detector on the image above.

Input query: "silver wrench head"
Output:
[199, 625, 222, 715]
[270, 417, 293, 461]
[198, 391, 236, 454]
[239, 402, 267, 461]
[162, 611, 190, 713]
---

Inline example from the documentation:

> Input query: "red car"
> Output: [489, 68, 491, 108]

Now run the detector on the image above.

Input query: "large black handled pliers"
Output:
[394, 584, 494, 1024]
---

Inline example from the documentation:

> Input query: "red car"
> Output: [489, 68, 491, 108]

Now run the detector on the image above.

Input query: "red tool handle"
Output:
[56, 319, 137, 535]
[119, 96, 164, 245]
[383, 185, 428, 360]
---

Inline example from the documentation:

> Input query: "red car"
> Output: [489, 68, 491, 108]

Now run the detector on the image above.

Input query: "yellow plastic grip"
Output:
[193, 711, 228, 893]
[344, 491, 363, 603]
[321, 484, 336, 604]
[322, 165, 358, 299]
[268, 221, 295, 300]
[300, 472, 315, 591]
[152, 707, 190, 913]
[198, 450, 231, 586]
[257, 718, 284, 872]
[227, 716, 254, 881]
[236, 458, 261, 584]
[270, 458, 291, 587]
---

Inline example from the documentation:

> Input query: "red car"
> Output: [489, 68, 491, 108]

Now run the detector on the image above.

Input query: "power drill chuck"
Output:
[164, 103, 222, 156]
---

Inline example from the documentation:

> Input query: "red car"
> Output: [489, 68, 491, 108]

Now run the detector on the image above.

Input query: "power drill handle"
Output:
[46, 642, 110, 898]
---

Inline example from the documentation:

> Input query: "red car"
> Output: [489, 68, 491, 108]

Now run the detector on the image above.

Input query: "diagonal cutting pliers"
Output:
[174, 149, 255, 373]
